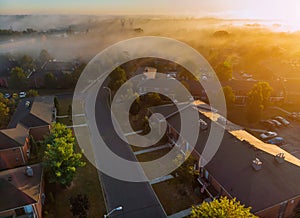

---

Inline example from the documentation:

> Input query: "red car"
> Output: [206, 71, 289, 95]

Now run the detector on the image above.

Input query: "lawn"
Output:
[135, 147, 204, 215]
[43, 97, 106, 217]
[44, 156, 106, 218]
[152, 179, 204, 215]
[57, 96, 72, 116]
[135, 147, 170, 162]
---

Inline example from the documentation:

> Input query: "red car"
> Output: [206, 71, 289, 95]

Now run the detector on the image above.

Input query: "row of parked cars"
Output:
[2, 91, 26, 99]
[260, 116, 290, 130]
[259, 116, 290, 146]
[288, 112, 300, 121]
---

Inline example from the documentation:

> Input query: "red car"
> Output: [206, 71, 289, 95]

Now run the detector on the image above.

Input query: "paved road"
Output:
[94, 89, 166, 218]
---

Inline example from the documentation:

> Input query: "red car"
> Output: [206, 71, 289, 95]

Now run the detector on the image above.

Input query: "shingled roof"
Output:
[0, 164, 43, 212]
[0, 124, 28, 149]
[150, 103, 300, 213]
[8, 96, 54, 129]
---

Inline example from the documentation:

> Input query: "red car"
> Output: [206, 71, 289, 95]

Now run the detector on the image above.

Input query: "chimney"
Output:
[275, 153, 285, 164]
[252, 158, 262, 171]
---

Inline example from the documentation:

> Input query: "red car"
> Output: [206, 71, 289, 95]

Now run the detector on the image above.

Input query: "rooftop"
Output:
[8, 96, 54, 129]
[0, 124, 28, 149]
[0, 163, 43, 212]
[150, 101, 300, 212]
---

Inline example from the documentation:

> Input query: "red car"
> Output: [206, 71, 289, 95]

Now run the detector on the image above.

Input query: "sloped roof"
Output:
[150, 102, 300, 212]
[0, 124, 28, 149]
[43, 61, 75, 72]
[0, 164, 43, 212]
[8, 96, 54, 129]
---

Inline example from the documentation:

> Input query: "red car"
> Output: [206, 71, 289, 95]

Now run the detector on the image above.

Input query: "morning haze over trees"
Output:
[1, 13, 300, 218]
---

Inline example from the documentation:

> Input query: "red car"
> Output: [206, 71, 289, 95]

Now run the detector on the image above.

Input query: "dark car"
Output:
[260, 120, 276, 130]
[267, 137, 286, 146]
[270, 119, 282, 127]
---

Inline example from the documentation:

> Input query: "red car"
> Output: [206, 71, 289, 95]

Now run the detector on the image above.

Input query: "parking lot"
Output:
[276, 120, 300, 159]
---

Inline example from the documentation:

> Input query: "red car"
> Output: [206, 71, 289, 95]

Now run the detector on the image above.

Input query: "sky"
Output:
[1, 0, 300, 22]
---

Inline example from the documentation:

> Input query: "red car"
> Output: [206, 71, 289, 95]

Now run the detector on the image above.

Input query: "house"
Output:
[0, 124, 30, 170]
[8, 96, 56, 141]
[222, 79, 286, 104]
[31, 60, 77, 88]
[149, 102, 300, 218]
[0, 96, 55, 170]
[0, 163, 44, 218]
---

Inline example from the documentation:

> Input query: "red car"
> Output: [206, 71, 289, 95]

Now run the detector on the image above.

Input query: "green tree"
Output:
[0, 93, 10, 127]
[43, 123, 85, 186]
[44, 72, 57, 89]
[246, 82, 273, 123]
[108, 67, 127, 91]
[215, 61, 232, 81]
[39, 49, 53, 63]
[9, 67, 28, 89]
[20, 55, 35, 72]
[27, 89, 39, 97]
[172, 154, 199, 185]
[222, 86, 235, 108]
[142, 92, 162, 106]
[190, 197, 257, 218]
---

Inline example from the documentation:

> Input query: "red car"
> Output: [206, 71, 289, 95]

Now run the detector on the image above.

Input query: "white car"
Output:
[19, 92, 26, 98]
[260, 131, 277, 140]
[274, 116, 290, 126]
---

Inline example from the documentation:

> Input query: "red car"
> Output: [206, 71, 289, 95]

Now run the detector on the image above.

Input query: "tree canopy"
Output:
[0, 93, 10, 127]
[108, 66, 127, 91]
[20, 54, 35, 72]
[190, 197, 257, 218]
[43, 123, 85, 186]
[222, 86, 235, 108]
[215, 60, 233, 81]
[44, 72, 57, 89]
[27, 89, 39, 97]
[246, 81, 273, 123]
[9, 67, 28, 89]
[39, 49, 53, 63]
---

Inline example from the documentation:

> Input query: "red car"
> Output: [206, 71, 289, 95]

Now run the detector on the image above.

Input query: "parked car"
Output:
[274, 116, 290, 126]
[12, 93, 18, 98]
[267, 137, 286, 146]
[260, 120, 276, 130]
[288, 112, 300, 121]
[260, 131, 277, 140]
[270, 119, 282, 127]
[19, 91, 26, 98]
[4, 93, 11, 99]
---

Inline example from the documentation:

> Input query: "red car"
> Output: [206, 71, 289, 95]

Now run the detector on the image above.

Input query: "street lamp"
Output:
[104, 206, 123, 218]
[103, 86, 112, 105]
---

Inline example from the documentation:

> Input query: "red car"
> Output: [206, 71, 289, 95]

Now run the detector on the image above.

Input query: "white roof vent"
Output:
[275, 153, 285, 164]
[25, 166, 34, 177]
[252, 158, 262, 171]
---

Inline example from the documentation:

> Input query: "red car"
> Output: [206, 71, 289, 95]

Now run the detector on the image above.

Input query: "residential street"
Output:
[94, 89, 167, 218]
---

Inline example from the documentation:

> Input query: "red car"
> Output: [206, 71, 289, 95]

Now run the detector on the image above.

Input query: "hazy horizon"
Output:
[1, 0, 300, 21]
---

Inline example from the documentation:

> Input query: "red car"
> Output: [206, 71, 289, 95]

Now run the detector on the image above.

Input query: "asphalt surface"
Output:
[94, 89, 167, 218]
